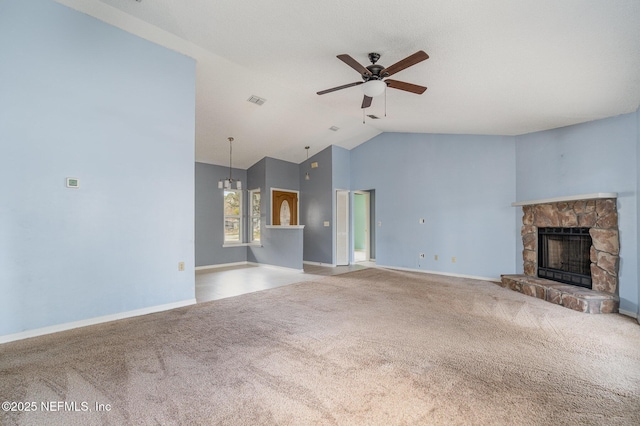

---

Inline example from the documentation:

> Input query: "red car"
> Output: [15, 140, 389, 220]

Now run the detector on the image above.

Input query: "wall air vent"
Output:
[367, 114, 380, 119]
[247, 95, 266, 106]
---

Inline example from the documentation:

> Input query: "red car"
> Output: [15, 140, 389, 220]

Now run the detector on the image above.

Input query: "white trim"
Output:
[303, 261, 337, 267]
[195, 261, 248, 271]
[619, 309, 638, 319]
[265, 225, 304, 229]
[511, 193, 618, 207]
[376, 264, 501, 283]
[247, 262, 304, 272]
[0, 299, 197, 344]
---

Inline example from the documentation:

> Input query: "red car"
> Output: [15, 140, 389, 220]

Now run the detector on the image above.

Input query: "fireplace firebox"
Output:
[538, 227, 592, 289]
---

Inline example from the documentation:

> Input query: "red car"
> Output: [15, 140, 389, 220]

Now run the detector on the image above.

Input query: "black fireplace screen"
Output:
[538, 227, 592, 288]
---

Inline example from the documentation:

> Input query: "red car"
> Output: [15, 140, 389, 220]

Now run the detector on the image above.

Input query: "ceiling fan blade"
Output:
[381, 50, 429, 77]
[361, 95, 373, 109]
[337, 54, 372, 76]
[317, 81, 363, 95]
[385, 79, 427, 94]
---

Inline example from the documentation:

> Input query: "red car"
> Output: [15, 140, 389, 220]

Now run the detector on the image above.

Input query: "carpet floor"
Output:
[1, 268, 640, 425]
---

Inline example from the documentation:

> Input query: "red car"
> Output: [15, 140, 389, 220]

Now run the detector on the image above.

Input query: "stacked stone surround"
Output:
[500, 198, 620, 314]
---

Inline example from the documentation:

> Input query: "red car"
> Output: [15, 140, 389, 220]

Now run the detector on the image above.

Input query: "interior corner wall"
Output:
[350, 133, 517, 279]
[0, 0, 196, 336]
[248, 157, 303, 269]
[195, 162, 248, 267]
[300, 146, 334, 264]
[515, 112, 638, 314]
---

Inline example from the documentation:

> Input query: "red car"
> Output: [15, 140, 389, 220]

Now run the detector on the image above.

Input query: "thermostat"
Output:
[66, 177, 80, 188]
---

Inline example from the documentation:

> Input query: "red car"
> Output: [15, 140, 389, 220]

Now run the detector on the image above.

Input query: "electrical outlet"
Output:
[434, 255, 438, 261]
[419, 253, 425, 258]
[178, 262, 185, 271]
[452, 257, 456, 263]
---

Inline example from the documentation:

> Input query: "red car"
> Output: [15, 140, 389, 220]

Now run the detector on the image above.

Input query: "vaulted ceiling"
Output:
[59, 0, 640, 168]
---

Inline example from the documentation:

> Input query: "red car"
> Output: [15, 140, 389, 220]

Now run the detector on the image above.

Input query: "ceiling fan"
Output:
[317, 51, 429, 109]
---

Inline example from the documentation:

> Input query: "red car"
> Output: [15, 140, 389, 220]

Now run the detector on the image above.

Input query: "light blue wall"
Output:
[0, 0, 196, 336]
[350, 133, 517, 278]
[265, 157, 300, 222]
[515, 112, 638, 314]
[300, 146, 333, 264]
[195, 162, 248, 267]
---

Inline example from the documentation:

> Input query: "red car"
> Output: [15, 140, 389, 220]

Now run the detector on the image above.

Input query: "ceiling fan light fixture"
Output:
[362, 80, 386, 97]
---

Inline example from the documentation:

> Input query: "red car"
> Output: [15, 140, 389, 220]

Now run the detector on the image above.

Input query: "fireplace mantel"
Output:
[511, 193, 617, 207]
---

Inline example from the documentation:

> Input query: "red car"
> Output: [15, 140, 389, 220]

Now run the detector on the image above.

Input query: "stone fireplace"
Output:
[501, 194, 620, 314]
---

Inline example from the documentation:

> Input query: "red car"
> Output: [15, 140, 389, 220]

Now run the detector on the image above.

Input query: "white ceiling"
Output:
[59, 0, 640, 169]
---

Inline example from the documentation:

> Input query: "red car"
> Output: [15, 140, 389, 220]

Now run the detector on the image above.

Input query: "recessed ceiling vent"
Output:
[247, 95, 266, 106]
[367, 114, 380, 119]
[329, 126, 340, 131]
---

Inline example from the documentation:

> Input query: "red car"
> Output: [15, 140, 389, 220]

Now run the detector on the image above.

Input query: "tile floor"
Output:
[195, 262, 374, 303]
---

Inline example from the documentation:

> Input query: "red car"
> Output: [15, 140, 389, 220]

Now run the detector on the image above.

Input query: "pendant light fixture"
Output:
[304, 146, 310, 181]
[218, 137, 242, 190]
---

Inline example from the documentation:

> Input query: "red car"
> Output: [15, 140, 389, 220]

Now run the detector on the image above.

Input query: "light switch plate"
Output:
[323, 221, 330, 227]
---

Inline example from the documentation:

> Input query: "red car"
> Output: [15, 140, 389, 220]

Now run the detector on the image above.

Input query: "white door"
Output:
[336, 190, 349, 265]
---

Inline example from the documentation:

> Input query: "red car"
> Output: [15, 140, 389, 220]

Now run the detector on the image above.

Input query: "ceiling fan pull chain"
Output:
[385, 86, 387, 117]
[362, 108, 365, 124]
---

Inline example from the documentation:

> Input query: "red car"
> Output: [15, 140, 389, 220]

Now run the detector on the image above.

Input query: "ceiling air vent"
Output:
[367, 114, 380, 119]
[329, 126, 340, 131]
[247, 95, 266, 106]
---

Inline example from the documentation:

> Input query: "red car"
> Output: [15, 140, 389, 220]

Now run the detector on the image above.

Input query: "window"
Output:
[223, 190, 241, 243]
[250, 189, 261, 242]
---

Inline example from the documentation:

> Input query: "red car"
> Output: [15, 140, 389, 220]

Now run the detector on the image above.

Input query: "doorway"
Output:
[353, 191, 370, 263]
[335, 190, 349, 266]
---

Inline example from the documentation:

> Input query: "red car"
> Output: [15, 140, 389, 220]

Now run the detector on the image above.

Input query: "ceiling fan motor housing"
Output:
[363, 53, 387, 81]
[364, 64, 386, 81]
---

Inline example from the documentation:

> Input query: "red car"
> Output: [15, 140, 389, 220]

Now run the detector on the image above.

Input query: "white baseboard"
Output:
[196, 261, 303, 272]
[195, 262, 248, 271]
[376, 264, 501, 283]
[0, 299, 197, 345]
[303, 261, 337, 267]
[619, 308, 638, 319]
